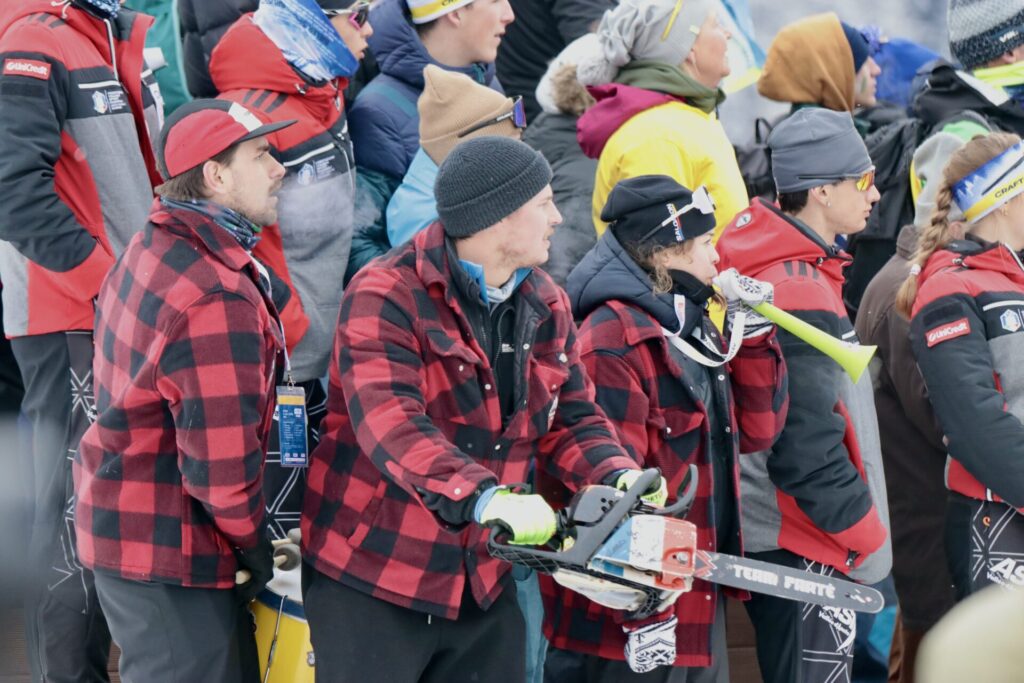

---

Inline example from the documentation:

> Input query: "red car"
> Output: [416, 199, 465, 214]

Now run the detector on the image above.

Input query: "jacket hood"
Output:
[535, 33, 601, 116]
[717, 198, 849, 283]
[566, 230, 678, 329]
[576, 83, 676, 159]
[210, 15, 344, 122]
[368, 0, 496, 91]
[0, 0, 63, 34]
[757, 13, 854, 112]
[914, 62, 1024, 134]
[0, 1, 151, 69]
[918, 238, 1024, 290]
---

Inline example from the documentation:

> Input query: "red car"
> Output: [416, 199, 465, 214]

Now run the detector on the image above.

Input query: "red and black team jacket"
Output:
[211, 15, 356, 383]
[0, 1, 162, 338]
[717, 199, 892, 583]
[910, 238, 1024, 508]
[74, 200, 284, 588]
[542, 230, 788, 666]
[300, 222, 638, 620]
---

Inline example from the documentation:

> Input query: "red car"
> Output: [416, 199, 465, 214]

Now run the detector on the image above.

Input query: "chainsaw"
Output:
[487, 468, 884, 620]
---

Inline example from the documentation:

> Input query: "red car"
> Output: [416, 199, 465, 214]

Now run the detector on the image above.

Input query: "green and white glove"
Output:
[475, 488, 557, 546]
[615, 470, 669, 508]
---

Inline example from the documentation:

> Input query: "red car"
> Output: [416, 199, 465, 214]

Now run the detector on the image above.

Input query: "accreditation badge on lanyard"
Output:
[276, 338, 308, 467]
[251, 253, 310, 467]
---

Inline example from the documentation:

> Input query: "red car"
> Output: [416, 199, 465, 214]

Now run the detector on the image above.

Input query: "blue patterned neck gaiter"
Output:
[254, 0, 357, 83]
[161, 198, 263, 252]
[71, 0, 120, 19]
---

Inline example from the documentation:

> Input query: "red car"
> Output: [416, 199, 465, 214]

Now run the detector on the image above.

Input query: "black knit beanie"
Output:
[435, 137, 553, 238]
[602, 175, 715, 249]
[840, 22, 870, 72]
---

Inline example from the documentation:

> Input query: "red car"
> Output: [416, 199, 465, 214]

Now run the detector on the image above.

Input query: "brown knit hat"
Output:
[418, 65, 521, 165]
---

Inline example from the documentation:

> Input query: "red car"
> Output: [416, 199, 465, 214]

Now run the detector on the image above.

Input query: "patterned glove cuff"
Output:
[623, 614, 678, 673]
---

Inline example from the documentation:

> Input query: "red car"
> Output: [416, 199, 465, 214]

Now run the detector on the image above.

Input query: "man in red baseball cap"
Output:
[73, 99, 294, 683]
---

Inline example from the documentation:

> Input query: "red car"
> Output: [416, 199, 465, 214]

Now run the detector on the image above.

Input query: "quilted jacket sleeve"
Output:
[346, 169, 400, 284]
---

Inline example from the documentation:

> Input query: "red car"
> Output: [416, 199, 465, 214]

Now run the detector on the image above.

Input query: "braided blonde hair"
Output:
[895, 132, 1021, 318]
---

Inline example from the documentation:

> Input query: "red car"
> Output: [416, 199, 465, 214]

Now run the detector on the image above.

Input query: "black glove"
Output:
[234, 535, 274, 604]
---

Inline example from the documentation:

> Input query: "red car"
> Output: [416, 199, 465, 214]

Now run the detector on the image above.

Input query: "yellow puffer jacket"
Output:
[591, 100, 748, 242]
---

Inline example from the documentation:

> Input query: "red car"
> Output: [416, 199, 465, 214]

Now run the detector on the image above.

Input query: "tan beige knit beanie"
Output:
[418, 65, 520, 165]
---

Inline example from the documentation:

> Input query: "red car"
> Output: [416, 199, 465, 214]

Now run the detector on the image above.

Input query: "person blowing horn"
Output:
[542, 174, 789, 680]
[716, 107, 892, 683]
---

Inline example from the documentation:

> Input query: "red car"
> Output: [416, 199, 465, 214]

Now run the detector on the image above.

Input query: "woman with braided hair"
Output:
[897, 131, 1024, 600]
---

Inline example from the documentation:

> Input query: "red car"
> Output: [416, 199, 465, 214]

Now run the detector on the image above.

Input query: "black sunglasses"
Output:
[456, 96, 527, 139]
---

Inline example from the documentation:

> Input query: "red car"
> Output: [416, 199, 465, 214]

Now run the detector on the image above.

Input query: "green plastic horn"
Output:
[752, 302, 877, 382]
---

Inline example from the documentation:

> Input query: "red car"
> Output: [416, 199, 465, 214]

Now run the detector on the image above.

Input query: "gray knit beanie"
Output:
[769, 108, 872, 193]
[911, 132, 970, 228]
[435, 137, 553, 238]
[911, 116, 991, 228]
[577, 0, 717, 86]
[948, 0, 1024, 70]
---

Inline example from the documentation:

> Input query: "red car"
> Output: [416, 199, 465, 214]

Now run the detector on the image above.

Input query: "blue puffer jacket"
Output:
[348, 0, 502, 181]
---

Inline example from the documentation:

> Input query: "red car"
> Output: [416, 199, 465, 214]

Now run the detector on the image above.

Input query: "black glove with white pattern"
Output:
[715, 268, 774, 339]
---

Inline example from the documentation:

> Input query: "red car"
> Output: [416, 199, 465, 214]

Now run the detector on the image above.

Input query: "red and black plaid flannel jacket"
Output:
[74, 199, 284, 588]
[541, 300, 787, 666]
[301, 222, 638, 619]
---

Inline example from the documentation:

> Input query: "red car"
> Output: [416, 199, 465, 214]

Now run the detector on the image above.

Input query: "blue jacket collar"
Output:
[367, 0, 498, 90]
[566, 230, 679, 329]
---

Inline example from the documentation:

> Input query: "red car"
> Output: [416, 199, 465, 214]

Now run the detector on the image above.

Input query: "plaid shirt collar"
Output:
[612, 301, 667, 346]
[414, 222, 554, 323]
[148, 197, 255, 274]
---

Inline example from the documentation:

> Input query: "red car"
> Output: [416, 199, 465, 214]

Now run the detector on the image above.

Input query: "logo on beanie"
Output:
[665, 203, 684, 242]
[1000, 29, 1021, 45]
[925, 318, 970, 347]
[3, 58, 50, 80]
[298, 163, 315, 186]
[1001, 309, 1022, 333]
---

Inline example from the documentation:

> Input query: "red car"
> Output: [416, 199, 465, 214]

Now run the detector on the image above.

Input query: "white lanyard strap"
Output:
[250, 254, 291, 378]
[662, 310, 746, 368]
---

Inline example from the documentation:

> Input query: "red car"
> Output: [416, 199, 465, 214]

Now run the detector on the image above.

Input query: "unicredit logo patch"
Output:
[3, 58, 50, 80]
[925, 318, 970, 347]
